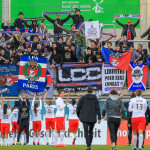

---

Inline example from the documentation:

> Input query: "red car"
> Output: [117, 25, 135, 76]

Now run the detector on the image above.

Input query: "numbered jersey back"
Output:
[130, 96, 147, 118]
[45, 104, 56, 118]
[12, 108, 19, 122]
[67, 104, 78, 120]
[1, 109, 11, 123]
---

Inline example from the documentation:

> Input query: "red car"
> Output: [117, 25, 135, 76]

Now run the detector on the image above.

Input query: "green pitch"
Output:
[1, 145, 150, 150]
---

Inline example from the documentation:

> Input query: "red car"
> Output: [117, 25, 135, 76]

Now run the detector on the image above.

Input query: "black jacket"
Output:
[63, 50, 76, 62]
[116, 19, 140, 39]
[1, 23, 17, 29]
[85, 54, 97, 63]
[49, 53, 63, 67]
[15, 18, 25, 28]
[18, 105, 30, 125]
[71, 14, 84, 27]
[44, 15, 71, 34]
[76, 94, 101, 123]
[140, 27, 150, 49]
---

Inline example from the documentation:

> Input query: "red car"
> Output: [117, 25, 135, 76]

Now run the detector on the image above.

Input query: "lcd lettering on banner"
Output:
[85, 21, 100, 39]
[127, 62, 148, 91]
[18, 55, 47, 92]
[19, 64, 54, 98]
[102, 63, 126, 94]
[56, 63, 102, 91]
[0, 64, 19, 96]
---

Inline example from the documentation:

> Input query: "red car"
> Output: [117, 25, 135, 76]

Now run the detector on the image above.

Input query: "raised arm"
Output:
[128, 100, 133, 112]
[133, 19, 140, 27]
[52, 96, 56, 103]
[66, 91, 70, 104]
[140, 27, 150, 38]
[115, 19, 125, 27]
[1, 95, 4, 108]
[32, 93, 36, 108]
[39, 96, 42, 109]
[44, 14, 55, 23]
[43, 92, 47, 104]
[7, 100, 11, 110]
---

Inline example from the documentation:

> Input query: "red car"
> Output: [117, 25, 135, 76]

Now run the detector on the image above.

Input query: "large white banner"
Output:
[102, 63, 126, 94]
[85, 21, 100, 39]
[7, 119, 107, 145]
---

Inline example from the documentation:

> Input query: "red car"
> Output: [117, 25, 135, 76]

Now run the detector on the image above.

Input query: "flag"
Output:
[76, 19, 92, 32]
[127, 62, 148, 91]
[18, 55, 47, 92]
[102, 47, 131, 71]
[144, 56, 150, 65]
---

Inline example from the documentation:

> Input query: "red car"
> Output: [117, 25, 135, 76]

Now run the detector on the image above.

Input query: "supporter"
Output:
[140, 27, 150, 49]
[18, 43, 25, 53]
[24, 20, 40, 41]
[11, 48, 17, 61]
[0, 49, 11, 65]
[0, 36, 14, 47]
[102, 89, 126, 150]
[71, 44, 77, 62]
[85, 47, 97, 63]
[115, 18, 140, 40]
[89, 40, 98, 53]
[37, 22, 47, 39]
[5, 42, 12, 57]
[114, 44, 123, 53]
[42, 49, 51, 62]
[142, 49, 149, 64]
[71, 9, 84, 27]
[15, 12, 25, 28]
[43, 42, 51, 52]
[37, 44, 44, 55]
[55, 23, 76, 42]
[107, 42, 115, 52]
[56, 37, 66, 52]
[63, 45, 76, 62]
[15, 50, 23, 65]
[49, 42, 60, 54]
[74, 29, 86, 62]
[130, 45, 141, 64]
[49, 49, 63, 69]
[96, 52, 104, 63]
[33, 49, 39, 56]
[24, 46, 32, 55]
[44, 9, 74, 42]
[31, 36, 39, 50]
[1, 18, 16, 29]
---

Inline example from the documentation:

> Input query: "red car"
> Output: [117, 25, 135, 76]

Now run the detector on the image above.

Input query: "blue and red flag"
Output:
[127, 62, 148, 91]
[76, 19, 92, 32]
[102, 47, 131, 71]
[18, 55, 47, 92]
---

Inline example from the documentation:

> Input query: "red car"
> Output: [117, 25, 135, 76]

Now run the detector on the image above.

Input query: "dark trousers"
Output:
[107, 117, 121, 144]
[83, 122, 95, 147]
[17, 124, 29, 143]
[128, 125, 132, 145]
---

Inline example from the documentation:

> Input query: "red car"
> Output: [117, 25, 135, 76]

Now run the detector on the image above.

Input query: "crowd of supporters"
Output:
[0, 10, 149, 67]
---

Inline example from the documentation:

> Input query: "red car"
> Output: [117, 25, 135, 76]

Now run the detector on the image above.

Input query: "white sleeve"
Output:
[67, 104, 70, 108]
[31, 97, 35, 109]
[128, 100, 133, 112]
[39, 99, 42, 109]
[144, 101, 147, 112]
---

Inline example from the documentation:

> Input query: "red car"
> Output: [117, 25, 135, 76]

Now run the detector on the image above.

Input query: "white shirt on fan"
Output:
[67, 104, 78, 120]
[1, 109, 11, 124]
[128, 96, 147, 118]
[0, 105, 2, 120]
[11, 108, 19, 122]
[44, 104, 56, 118]
[55, 97, 65, 117]
[31, 97, 42, 121]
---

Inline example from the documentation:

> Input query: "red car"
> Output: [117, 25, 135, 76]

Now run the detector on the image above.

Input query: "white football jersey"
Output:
[44, 104, 56, 118]
[1, 109, 11, 123]
[128, 96, 147, 118]
[11, 108, 19, 122]
[31, 98, 42, 121]
[55, 97, 65, 117]
[0, 105, 2, 119]
[67, 104, 78, 120]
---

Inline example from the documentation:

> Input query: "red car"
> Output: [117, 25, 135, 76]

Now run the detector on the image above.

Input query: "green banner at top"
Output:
[10, 0, 140, 29]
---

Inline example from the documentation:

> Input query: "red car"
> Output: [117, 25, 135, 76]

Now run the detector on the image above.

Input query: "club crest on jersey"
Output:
[23, 60, 42, 83]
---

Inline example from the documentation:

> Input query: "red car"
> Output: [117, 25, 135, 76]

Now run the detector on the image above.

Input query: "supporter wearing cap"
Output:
[71, 8, 84, 27]
[15, 12, 25, 28]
